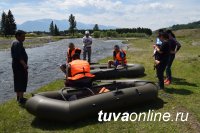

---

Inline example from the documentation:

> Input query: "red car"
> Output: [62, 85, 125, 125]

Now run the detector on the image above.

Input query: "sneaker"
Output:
[165, 80, 171, 85]
[18, 98, 27, 104]
[159, 87, 164, 90]
[16, 96, 19, 101]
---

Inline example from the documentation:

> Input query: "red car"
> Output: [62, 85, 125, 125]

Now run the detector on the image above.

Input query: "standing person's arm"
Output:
[20, 60, 28, 69]
[155, 45, 163, 54]
[19, 45, 28, 70]
[12, 43, 21, 60]
[83, 37, 86, 46]
[88, 36, 92, 45]
[175, 39, 181, 53]
[170, 39, 181, 54]
[155, 41, 168, 54]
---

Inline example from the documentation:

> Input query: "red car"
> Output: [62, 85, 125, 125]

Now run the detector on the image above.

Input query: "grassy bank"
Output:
[0, 30, 200, 132]
[0, 36, 69, 50]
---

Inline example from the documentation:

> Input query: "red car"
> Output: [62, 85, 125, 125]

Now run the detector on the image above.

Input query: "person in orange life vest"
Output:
[108, 45, 127, 68]
[60, 42, 81, 75]
[65, 53, 95, 87]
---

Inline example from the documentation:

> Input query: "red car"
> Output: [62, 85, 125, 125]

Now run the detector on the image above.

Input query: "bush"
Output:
[111, 31, 118, 38]
[124, 33, 147, 38]
[76, 33, 83, 38]
[93, 31, 101, 38]
[100, 32, 107, 38]
[26, 33, 41, 37]
[105, 31, 118, 38]
[106, 31, 112, 37]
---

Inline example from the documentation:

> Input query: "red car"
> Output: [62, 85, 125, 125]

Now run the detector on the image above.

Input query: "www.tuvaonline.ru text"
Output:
[98, 110, 189, 122]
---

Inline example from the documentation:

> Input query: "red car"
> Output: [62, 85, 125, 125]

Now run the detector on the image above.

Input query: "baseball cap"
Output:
[85, 31, 90, 34]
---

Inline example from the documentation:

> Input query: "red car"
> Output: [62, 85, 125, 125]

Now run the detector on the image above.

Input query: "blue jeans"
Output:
[113, 60, 120, 67]
[166, 54, 175, 81]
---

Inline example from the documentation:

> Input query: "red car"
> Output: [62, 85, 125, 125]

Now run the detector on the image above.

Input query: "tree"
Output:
[68, 14, 76, 36]
[1, 11, 7, 36]
[7, 10, 16, 36]
[49, 21, 54, 35]
[1, 10, 17, 37]
[54, 24, 60, 36]
[93, 24, 99, 31]
[4, 16, 9, 37]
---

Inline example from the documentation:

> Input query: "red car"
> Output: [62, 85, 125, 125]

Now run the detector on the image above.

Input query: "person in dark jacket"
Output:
[154, 32, 170, 89]
[11, 30, 28, 104]
[164, 30, 181, 85]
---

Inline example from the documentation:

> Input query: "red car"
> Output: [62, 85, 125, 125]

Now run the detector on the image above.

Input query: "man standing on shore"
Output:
[83, 31, 92, 63]
[11, 30, 28, 104]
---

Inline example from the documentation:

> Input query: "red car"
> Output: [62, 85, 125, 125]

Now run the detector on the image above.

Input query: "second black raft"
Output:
[26, 80, 158, 122]
[90, 64, 145, 79]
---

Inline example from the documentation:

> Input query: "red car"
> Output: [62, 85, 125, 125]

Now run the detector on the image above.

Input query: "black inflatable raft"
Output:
[90, 64, 145, 79]
[26, 80, 158, 122]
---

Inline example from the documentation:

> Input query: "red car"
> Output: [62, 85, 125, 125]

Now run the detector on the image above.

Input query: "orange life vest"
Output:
[99, 87, 110, 93]
[115, 49, 127, 64]
[68, 60, 95, 80]
[67, 48, 81, 63]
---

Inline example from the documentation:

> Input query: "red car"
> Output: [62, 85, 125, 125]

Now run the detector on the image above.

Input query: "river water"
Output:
[0, 38, 124, 103]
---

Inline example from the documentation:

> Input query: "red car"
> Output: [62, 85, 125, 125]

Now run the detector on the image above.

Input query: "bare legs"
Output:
[108, 60, 114, 68]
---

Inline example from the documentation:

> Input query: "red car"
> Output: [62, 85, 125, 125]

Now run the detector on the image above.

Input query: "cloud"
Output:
[0, 0, 199, 30]
[5, 2, 67, 23]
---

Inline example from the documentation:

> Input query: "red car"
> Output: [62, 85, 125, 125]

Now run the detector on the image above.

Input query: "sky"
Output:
[0, 0, 200, 30]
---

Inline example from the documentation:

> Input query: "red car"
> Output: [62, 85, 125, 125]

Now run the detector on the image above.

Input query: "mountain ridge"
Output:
[17, 19, 116, 32]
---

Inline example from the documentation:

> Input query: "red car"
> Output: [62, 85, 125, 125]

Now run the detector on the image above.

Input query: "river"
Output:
[0, 38, 124, 103]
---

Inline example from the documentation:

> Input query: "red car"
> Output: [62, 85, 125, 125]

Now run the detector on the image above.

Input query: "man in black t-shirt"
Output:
[11, 30, 28, 104]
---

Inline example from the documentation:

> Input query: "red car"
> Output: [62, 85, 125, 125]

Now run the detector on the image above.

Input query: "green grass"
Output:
[0, 31, 200, 132]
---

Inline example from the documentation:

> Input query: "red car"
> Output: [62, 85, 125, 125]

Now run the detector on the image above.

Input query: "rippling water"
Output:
[0, 38, 124, 103]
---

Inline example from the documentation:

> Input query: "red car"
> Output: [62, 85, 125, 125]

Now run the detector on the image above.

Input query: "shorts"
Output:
[113, 60, 120, 67]
[12, 66, 28, 92]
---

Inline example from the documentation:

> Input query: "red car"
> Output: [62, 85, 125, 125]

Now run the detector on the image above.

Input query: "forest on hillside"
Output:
[171, 20, 200, 30]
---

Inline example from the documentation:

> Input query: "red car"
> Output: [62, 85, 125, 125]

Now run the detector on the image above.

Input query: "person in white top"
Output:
[83, 31, 92, 63]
